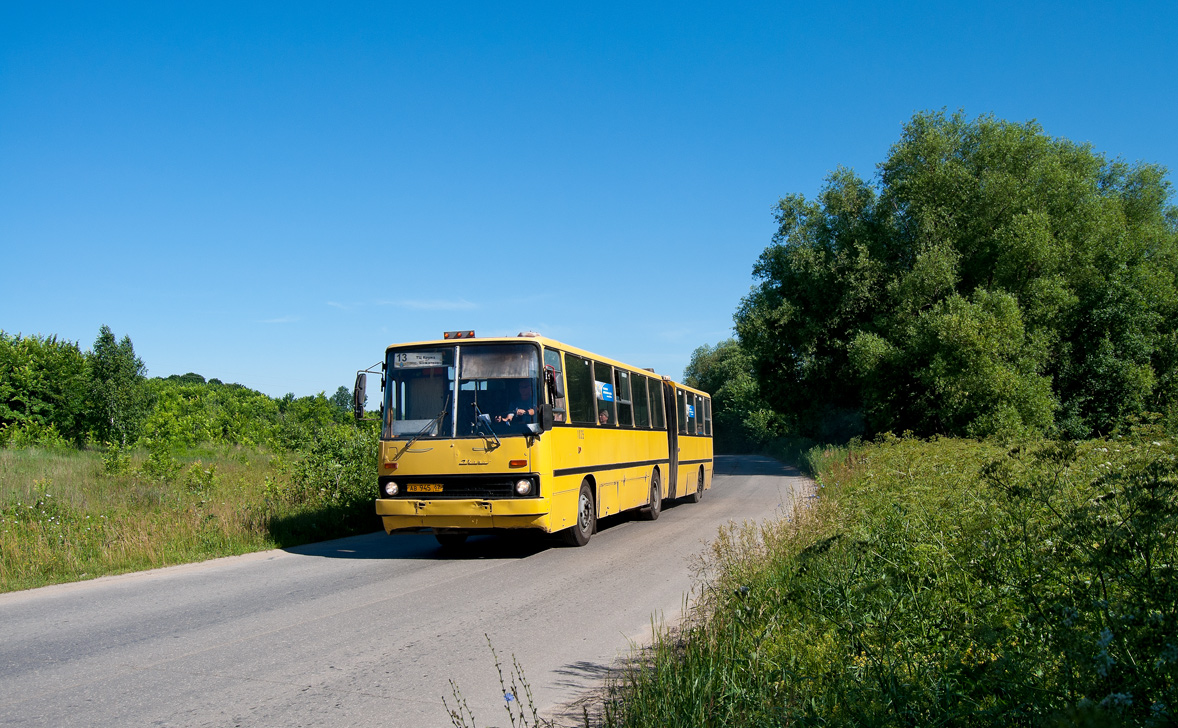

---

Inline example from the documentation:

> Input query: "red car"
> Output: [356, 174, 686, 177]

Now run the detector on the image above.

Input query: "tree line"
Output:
[0, 325, 355, 450]
[688, 111, 1178, 447]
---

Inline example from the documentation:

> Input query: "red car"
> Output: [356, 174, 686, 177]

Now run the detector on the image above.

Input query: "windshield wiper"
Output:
[471, 402, 502, 450]
[393, 394, 450, 461]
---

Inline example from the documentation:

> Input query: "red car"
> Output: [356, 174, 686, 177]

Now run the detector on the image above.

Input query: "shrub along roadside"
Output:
[601, 430, 1177, 727]
[0, 423, 380, 593]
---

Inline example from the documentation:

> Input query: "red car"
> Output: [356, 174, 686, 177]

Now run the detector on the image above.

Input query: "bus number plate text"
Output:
[407, 484, 443, 493]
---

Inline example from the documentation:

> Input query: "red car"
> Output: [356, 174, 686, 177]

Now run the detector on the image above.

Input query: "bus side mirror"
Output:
[353, 372, 367, 420]
[545, 366, 564, 399]
[539, 403, 554, 431]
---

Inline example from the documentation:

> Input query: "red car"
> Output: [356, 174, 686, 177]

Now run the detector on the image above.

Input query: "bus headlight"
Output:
[383, 481, 399, 497]
[514, 479, 532, 496]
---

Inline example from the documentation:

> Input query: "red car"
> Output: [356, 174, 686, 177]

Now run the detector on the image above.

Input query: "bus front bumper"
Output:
[375, 497, 552, 533]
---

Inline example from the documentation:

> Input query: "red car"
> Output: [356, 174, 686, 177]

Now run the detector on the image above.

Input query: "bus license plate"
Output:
[407, 484, 443, 493]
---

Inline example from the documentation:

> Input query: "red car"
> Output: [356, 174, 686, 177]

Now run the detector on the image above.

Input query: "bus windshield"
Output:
[384, 343, 540, 439]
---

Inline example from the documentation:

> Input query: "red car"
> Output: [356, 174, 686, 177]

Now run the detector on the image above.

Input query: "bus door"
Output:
[663, 380, 679, 498]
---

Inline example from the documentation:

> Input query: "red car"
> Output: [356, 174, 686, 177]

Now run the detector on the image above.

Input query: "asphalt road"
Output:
[0, 455, 811, 727]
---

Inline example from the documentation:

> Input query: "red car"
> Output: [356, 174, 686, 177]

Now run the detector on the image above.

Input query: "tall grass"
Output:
[601, 429, 1178, 727]
[0, 425, 380, 593]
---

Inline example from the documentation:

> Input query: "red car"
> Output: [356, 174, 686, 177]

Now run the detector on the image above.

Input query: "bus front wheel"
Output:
[562, 480, 595, 546]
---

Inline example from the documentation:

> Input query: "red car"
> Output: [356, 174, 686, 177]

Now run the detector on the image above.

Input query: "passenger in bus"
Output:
[497, 380, 535, 426]
[598, 409, 610, 425]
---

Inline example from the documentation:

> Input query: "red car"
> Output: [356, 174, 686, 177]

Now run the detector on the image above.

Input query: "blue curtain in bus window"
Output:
[593, 362, 616, 426]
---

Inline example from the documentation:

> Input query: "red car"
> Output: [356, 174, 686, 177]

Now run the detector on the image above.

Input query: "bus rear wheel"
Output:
[561, 480, 595, 546]
[639, 470, 661, 521]
[687, 467, 704, 503]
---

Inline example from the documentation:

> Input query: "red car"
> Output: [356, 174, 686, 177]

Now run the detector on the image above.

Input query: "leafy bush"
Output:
[0, 331, 89, 444]
[260, 423, 381, 546]
[604, 432, 1178, 727]
[1, 420, 71, 449]
[977, 437, 1178, 721]
[137, 439, 181, 482]
[280, 424, 378, 507]
[101, 442, 131, 475]
[183, 461, 218, 493]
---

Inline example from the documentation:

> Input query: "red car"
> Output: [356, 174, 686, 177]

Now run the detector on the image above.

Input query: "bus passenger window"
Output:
[593, 361, 616, 426]
[566, 354, 595, 424]
[614, 369, 633, 427]
[704, 397, 712, 435]
[694, 394, 703, 434]
[633, 376, 650, 427]
[650, 379, 665, 429]
[677, 389, 688, 435]
[544, 349, 566, 422]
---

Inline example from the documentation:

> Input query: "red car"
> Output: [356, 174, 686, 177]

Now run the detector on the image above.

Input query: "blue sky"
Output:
[3, 2, 1175, 397]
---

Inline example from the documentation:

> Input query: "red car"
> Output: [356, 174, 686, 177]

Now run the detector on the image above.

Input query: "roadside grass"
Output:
[0, 426, 380, 593]
[600, 428, 1178, 727]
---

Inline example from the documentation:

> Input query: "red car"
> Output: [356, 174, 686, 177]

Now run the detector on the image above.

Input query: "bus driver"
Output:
[497, 380, 535, 425]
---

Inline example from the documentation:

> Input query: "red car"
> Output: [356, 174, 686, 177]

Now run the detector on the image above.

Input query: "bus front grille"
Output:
[378, 474, 538, 499]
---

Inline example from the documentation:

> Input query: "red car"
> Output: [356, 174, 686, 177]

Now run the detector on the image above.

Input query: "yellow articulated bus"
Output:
[357, 331, 713, 547]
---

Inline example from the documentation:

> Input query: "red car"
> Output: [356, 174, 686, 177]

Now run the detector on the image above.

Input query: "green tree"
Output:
[276, 392, 343, 449]
[0, 331, 89, 444]
[684, 339, 784, 450]
[140, 377, 281, 448]
[87, 325, 153, 445]
[330, 385, 353, 415]
[737, 111, 1178, 439]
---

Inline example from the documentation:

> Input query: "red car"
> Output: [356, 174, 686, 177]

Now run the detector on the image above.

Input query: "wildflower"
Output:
[1156, 643, 1178, 668]
[1098, 628, 1114, 648]
[1100, 692, 1133, 709]
[1095, 629, 1116, 676]
[504, 692, 515, 703]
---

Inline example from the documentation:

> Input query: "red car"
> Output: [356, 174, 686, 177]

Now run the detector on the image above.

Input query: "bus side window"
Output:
[633, 375, 650, 427]
[566, 354, 595, 424]
[704, 397, 712, 436]
[614, 369, 633, 427]
[694, 394, 704, 434]
[543, 348, 566, 422]
[677, 389, 688, 435]
[593, 361, 616, 426]
[650, 379, 665, 429]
